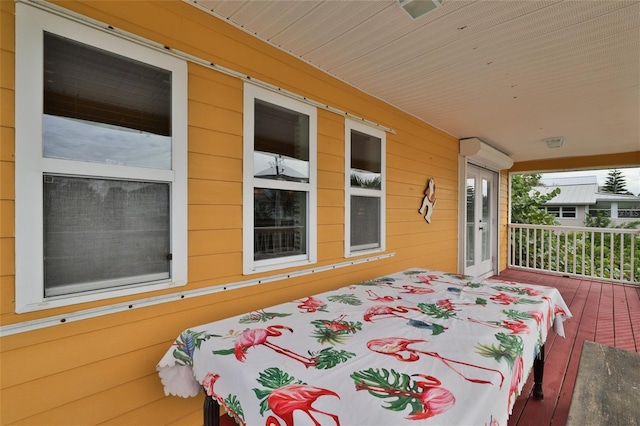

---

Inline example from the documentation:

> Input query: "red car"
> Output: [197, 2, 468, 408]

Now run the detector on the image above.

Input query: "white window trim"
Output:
[344, 119, 386, 257]
[14, 2, 188, 313]
[242, 83, 318, 275]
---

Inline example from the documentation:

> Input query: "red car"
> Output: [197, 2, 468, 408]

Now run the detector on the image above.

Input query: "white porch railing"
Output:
[508, 224, 640, 284]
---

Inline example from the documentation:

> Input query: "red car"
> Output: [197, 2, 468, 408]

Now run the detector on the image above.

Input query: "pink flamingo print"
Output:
[363, 305, 421, 322]
[320, 314, 359, 333]
[234, 325, 315, 367]
[265, 384, 340, 426]
[398, 284, 435, 295]
[202, 373, 223, 404]
[202, 373, 246, 426]
[437, 298, 481, 311]
[367, 337, 505, 387]
[297, 296, 325, 312]
[528, 310, 544, 325]
[355, 374, 455, 420]
[467, 317, 530, 335]
[490, 292, 519, 305]
[508, 355, 524, 407]
[416, 274, 440, 285]
[366, 289, 400, 302]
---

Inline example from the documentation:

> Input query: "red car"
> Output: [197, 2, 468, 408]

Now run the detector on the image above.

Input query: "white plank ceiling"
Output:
[188, 0, 640, 164]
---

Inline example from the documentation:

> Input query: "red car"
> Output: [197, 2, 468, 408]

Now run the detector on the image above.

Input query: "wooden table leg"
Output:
[532, 343, 545, 400]
[204, 393, 220, 426]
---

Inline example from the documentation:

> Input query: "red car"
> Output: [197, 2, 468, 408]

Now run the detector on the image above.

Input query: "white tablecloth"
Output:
[158, 269, 571, 425]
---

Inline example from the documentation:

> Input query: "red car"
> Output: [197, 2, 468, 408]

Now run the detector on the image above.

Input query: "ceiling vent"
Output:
[398, 0, 443, 19]
[460, 138, 514, 171]
[543, 137, 564, 149]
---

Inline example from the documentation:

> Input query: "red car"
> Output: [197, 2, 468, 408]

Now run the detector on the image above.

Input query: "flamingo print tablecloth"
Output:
[157, 268, 571, 426]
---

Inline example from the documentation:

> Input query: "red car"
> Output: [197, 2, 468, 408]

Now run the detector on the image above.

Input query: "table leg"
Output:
[532, 343, 545, 400]
[203, 392, 220, 426]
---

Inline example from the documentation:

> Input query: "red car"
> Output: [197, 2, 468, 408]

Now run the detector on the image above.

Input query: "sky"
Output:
[540, 167, 640, 196]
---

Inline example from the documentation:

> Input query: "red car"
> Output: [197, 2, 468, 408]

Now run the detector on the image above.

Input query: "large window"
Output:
[345, 120, 386, 256]
[243, 84, 317, 274]
[15, 3, 187, 312]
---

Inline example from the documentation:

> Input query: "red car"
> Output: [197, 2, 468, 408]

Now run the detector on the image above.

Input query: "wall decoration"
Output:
[419, 177, 437, 223]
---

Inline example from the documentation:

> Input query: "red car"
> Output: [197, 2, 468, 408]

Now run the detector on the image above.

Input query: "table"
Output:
[157, 268, 571, 426]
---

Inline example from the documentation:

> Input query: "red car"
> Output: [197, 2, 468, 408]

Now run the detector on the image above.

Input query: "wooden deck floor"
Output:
[218, 269, 640, 426]
[499, 269, 640, 426]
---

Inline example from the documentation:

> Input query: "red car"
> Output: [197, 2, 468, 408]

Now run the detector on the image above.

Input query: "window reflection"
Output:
[43, 32, 172, 169]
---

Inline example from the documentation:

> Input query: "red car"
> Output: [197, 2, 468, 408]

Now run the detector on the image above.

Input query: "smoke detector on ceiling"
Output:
[398, 0, 444, 19]
[543, 137, 564, 148]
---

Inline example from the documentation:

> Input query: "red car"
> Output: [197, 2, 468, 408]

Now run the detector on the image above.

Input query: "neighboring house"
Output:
[0, 1, 638, 425]
[536, 176, 640, 227]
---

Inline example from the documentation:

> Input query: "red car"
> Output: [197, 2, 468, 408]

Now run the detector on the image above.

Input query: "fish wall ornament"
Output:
[419, 177, 437, 223]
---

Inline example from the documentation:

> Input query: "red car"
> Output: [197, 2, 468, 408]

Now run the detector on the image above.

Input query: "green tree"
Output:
[601, 169, 631, 194]
[510, 174, 560, 224]
[584, 212, 611, 228]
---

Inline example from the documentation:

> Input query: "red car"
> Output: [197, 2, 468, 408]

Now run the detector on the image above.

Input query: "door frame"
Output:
[458, 157, 501, 279]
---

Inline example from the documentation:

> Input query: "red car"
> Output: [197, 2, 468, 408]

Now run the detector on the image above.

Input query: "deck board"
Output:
[502, 270, 640, 426]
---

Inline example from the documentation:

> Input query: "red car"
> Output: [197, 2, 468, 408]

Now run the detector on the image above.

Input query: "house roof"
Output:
[536, 182, 598, 205]
[536, 175, 640, 205]
[190, 0, 640, 164]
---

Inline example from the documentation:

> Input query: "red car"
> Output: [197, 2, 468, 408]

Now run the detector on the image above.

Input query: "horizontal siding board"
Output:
[0, 89, 14, 128]
[318, 169, 343, 189]
[0, 127, 14, 162]
[188, 100, 242, 135]
[0, 50, 15, 91]
[0, 5, 15, 55]
[318, 135, 344, 157]
[189, 152, 242, 181]
[188, 72, 242, 112]
[0, 238, 14, 277]
[0, 276, 14, 314]
[318, 206, 343, 225]
[189, 252, 242, 283]
[318, 240, 343, 261]
[14, 375, 163, 425]
[189, 126, 242, 158]
[103, 394, 201, 426]
[189, 204, 242, 230]
[318, 152, 344, 174]
[188, 180, 242, 205]
[188, 229, 242, 256]
[317, 188, 344, 208]
[1, 344, 169, 424]
[0, 200, 14, 238]
[317, 224, 343, 243]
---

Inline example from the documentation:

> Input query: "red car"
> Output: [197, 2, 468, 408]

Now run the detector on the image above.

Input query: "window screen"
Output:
[43, 175, 170, 296]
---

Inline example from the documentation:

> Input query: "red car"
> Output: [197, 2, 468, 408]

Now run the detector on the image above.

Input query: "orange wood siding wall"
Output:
[0, 1, 460, 423]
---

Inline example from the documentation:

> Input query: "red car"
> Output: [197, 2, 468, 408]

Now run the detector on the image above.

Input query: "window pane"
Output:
[254, 100, 309, 182]
[481, 178, 491, 262]
[546, 207, 560, 217]
[350, 196, 380, 251]
[466, 178, 475, 267]
[254, 189, 307, 260]
[350, 130, 381, 189]
[43, 32, 172, 169]
[43, 175, 170, 296]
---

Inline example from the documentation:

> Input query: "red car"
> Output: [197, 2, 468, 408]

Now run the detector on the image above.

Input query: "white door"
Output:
[464, 165, 497, 278]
